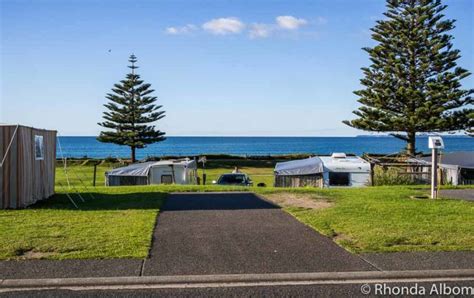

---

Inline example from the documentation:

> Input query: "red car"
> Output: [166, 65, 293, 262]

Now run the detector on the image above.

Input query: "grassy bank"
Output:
[264, 186, 474, 253]
[0, 187, 165, 260]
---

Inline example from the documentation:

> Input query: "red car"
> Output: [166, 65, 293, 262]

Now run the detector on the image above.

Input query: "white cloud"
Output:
[165, 24, 197, 35]
[249, 23, 272, 39]
[276, 16, 308, 30]
[202, 17, 245, 35]
[165, 15, 316, 38]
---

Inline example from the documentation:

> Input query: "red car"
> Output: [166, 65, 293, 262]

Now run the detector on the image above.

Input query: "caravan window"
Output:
[329, 172, 350, 186]
[34, 135, 44, 160]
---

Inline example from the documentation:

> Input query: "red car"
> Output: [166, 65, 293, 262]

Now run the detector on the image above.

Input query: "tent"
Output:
[274, 157, 324, 187]
[106, 159, 198, 186]
[274, 153, 371, 188]
[1, 124, 57, 209]
[417, 151, 474, 185]
[419, 151, 474, 169]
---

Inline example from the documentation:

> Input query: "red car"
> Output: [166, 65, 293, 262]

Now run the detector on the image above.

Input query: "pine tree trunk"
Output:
[131, 146, 136, 163]
[406, 131, 416, 156]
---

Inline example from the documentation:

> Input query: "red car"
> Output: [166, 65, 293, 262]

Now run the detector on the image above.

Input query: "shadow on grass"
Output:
[27, 191, 280, 211]
[29, 192, 166, 211]
[163, 192, 280, 211]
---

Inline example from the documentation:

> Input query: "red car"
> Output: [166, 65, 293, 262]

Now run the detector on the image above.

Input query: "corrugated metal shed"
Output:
[0, 125, 57, 209]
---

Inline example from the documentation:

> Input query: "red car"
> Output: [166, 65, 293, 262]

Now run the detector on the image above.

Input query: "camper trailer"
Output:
[319, 153, 371, 187]
[274, 153, 371, 188]
[106, 159, 198, 186]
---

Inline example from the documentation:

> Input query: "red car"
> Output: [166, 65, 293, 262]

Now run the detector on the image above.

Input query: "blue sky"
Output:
[1, 0, 473, 136]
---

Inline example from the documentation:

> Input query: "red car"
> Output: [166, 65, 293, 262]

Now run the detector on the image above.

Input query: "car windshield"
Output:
[219, 174, 246, 184]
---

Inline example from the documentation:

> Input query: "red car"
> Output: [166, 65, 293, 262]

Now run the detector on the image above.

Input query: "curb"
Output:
[169, 191, 254, 194]
[1, 269, 474, 290]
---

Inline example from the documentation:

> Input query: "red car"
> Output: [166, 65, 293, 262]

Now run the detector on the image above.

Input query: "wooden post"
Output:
[370, 163, 375, 186]
[93, 163, 97, 187]
[198, 156, 207, 185]
[202, 161, 206, 185]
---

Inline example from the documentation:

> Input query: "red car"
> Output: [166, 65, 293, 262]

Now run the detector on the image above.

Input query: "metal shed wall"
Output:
[0, 125, 57, 209]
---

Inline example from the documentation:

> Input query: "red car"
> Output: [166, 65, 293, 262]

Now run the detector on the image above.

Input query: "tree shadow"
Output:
[26, 191, 279, 211]
[28, 192, 165, 211]
[162, 192, 280, 211]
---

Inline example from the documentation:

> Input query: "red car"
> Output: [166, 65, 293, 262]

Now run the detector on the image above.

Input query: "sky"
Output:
[1, 0, 473, 136]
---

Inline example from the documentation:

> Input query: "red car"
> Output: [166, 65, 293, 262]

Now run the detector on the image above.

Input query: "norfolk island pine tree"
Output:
[98, 55, 166, 162]
[344, 0, 473, 155]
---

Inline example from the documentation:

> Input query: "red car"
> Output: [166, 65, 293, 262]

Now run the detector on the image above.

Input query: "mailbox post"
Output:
[428, 136, 444, 199]
[198, 156, 207, 185]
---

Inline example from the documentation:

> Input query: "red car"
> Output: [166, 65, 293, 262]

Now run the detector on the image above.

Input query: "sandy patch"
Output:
[333, 233, 352, 242]
[263, 193, 333, 210]
[16, 249, 56, 260]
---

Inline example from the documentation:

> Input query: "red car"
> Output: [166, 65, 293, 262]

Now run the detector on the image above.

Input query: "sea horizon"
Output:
[59, 134, 473, 138]
[57, 135, 474, 159]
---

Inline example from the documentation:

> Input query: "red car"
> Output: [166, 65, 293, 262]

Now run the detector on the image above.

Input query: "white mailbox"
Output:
[428, 136, 444, 199]
[428, 136, 444, 149]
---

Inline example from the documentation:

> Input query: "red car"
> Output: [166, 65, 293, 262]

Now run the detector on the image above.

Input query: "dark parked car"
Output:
[213, 173, 253, 186]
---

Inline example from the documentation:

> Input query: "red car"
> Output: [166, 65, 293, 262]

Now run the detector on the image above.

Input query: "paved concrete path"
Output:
[143, 192, 374, 275]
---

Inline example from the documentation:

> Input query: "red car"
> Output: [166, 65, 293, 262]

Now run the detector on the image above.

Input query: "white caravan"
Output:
[319, 153, 371, 187]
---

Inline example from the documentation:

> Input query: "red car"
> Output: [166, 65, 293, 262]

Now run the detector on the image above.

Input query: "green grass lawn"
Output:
[268, 186, 474, 253]
[1, 161, 471, 260]
[0, 187, 165, 260]
[201, 159, 275, 186]
[55, 160, 117, 187]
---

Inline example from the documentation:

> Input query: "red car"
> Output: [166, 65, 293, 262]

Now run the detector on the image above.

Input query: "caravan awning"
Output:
[106, 159, 197, 177]
[275, 157, 324, 176]
[106, 161, 156, 177]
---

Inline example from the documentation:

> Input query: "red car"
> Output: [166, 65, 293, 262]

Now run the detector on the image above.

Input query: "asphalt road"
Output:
[143, 192, 374, 275]
[360, 251, 474, 271]
[2, 281, 473, 297]
[0, 259, 143, 279]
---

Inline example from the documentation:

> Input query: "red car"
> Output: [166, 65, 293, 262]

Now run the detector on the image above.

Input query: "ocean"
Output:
[57, 136, 473, 159]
